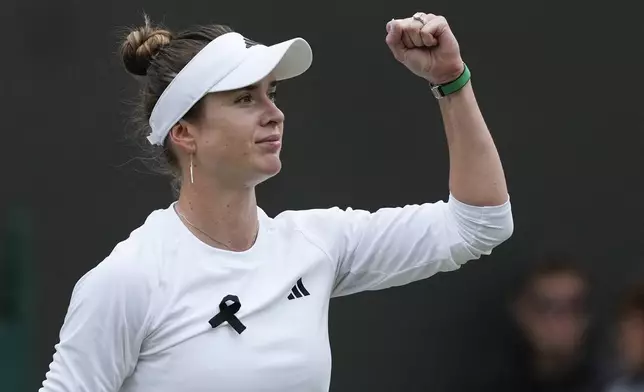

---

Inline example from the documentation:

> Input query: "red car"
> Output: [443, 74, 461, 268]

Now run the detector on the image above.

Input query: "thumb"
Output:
[385, 19, 405, 61]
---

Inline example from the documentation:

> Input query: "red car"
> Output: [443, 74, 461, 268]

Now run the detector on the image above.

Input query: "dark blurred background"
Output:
[1, 0, 643, 391]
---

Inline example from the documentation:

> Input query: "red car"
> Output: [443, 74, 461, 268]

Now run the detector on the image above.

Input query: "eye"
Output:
[268, 91, 277, 102]
[235, 93, 253, 104]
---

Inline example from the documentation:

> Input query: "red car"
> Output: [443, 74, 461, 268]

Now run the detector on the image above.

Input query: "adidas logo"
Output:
[287, 278, 310, 300]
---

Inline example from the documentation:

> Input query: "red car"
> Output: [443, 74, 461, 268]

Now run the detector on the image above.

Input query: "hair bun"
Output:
[121, 15, 173, 76]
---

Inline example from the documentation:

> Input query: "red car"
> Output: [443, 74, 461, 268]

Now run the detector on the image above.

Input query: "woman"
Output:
[40, 12, 513, 392]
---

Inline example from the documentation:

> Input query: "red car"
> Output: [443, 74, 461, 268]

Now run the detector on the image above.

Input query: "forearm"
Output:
[438, 81, 508, 206]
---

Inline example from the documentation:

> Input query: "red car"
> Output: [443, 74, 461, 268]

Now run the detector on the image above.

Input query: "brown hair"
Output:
[517, 251, 590, 299]
[119, 15, 234, 193]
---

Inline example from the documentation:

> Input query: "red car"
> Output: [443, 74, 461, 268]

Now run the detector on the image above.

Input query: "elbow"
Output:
[472, 208, 514, 255]
[495, 208, 514, 243]
[449, 201, 514, 258]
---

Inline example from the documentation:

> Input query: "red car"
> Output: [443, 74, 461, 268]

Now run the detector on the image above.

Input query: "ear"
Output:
[168, 120, 197, 154]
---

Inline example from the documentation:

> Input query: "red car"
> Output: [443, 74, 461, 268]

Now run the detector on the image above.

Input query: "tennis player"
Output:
[40, 11, 513, 392]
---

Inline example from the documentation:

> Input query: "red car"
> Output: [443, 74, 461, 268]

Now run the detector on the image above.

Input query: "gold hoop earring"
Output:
[190, 153, 194, 185]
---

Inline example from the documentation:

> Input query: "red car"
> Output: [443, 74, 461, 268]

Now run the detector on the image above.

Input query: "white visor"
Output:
[147, 32, 313, 145]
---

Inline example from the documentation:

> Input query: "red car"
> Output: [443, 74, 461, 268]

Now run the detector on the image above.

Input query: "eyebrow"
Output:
[241, 80, 279, 91]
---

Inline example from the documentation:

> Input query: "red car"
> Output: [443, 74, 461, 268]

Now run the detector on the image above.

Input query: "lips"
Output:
[256, 134, 281, 143]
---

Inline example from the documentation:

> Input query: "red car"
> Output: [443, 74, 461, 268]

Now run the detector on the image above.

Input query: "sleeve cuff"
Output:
[448, 193, 511, 213]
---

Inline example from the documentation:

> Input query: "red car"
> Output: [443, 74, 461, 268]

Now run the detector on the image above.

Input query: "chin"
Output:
[254, 156, 282, 181]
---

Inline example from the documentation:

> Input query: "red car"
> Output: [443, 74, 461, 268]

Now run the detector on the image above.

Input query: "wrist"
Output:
[429, 62, 471, 100]
[437, 81, 473, 107]
[427, 61, 465, 85]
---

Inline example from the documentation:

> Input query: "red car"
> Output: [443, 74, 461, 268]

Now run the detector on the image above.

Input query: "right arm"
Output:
[40, 256, 151, 392]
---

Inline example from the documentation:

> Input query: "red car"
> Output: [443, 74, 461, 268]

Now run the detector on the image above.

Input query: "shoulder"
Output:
[73, 205, 177, 299]
[269, 206, 373, 242]
[261, 206, 368, 262]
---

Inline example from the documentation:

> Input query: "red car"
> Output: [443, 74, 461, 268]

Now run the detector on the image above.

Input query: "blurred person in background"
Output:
[605, 283, 644, 392]
[483, 253, 606, 392]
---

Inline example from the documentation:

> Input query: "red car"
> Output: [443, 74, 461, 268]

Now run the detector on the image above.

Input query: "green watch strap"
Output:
[430, 63, 471, 99]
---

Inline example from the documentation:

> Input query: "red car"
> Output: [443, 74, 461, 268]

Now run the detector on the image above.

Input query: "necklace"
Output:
[173, 204, 259, 251]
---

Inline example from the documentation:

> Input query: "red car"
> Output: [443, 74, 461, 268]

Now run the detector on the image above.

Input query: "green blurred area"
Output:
[0, 206, 34, 392]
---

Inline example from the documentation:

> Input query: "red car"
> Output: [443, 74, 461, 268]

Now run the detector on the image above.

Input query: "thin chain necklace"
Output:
[173, 204, 259, 251]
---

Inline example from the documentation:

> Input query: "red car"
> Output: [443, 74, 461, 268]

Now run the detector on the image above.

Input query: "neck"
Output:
[176, 178, 259, 252]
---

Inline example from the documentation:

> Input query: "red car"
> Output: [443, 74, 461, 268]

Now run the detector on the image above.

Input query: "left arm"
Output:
[318, 13, 514, 296]
[277, 14, 514, 298]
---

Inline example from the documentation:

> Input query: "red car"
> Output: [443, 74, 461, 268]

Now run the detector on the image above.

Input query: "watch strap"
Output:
[430, 63, 471, 99]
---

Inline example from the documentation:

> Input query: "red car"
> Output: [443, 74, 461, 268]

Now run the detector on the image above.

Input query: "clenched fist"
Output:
[386, 13, 464, 85]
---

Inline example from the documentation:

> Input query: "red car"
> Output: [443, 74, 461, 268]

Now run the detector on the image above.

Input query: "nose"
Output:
[261, 99, 284, 128]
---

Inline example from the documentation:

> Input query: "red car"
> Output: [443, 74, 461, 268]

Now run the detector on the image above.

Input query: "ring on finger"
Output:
[412, 13, 427, 26]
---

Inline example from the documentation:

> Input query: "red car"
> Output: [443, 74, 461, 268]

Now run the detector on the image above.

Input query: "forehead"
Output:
[214, 76, 279, 96]
[532, 273, 586, 296]
[241, 78, 279, 91]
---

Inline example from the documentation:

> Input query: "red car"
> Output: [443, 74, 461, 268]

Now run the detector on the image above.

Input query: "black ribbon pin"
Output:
[208, 295, 246, 334]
